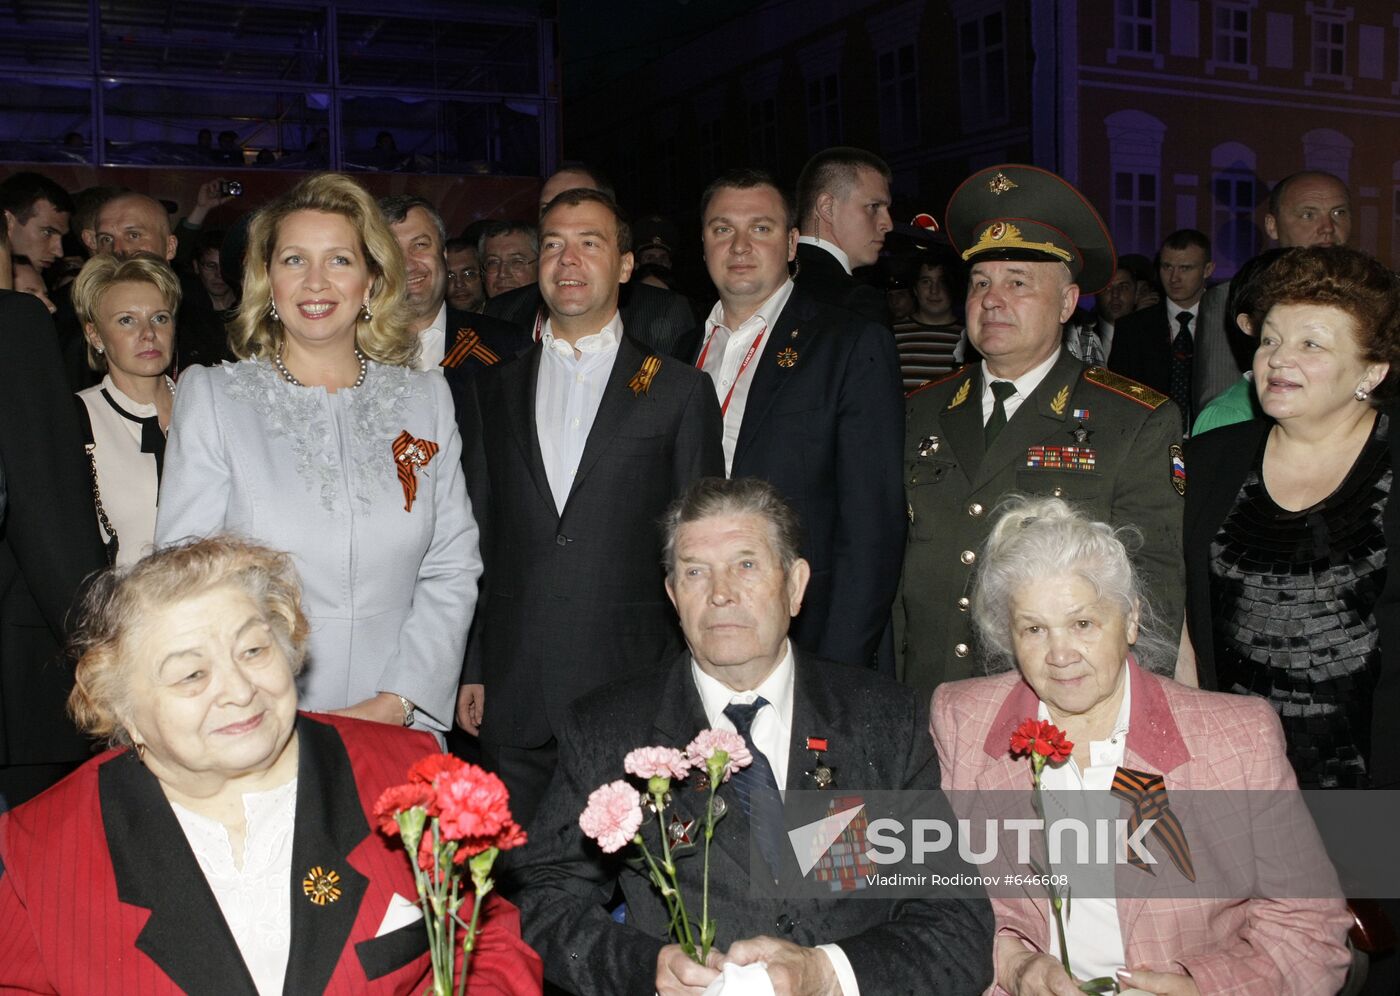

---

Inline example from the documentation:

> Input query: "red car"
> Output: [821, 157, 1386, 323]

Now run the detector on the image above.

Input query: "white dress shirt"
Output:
[536, 313, 623, 515]
[689, 643, 861, 996]
[171, 778, 298, 996]
[797, 235, 852, 275]
[413, 302, 449, 372]
[698, 279, 796, 475]
[980, 348, 1059, 425]
[1037, 666, 1132, 983]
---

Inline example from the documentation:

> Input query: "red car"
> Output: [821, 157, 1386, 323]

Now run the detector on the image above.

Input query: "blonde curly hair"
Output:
[68, 536, 310, 746]
[230, 172, 417, 367]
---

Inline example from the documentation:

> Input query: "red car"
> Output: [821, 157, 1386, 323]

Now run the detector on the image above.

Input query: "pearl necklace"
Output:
[273, 348, 367, 390]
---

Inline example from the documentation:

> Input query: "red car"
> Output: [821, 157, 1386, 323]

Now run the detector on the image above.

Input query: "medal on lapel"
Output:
[302, 865, 343, 905]
[629, 355, 661, 396]
[776, 347, 798, 368]
[667, 813, 697, 845]
[392, 431, 439, 512]
[804, 736, 836, 788]
[917, 435, 940, 457]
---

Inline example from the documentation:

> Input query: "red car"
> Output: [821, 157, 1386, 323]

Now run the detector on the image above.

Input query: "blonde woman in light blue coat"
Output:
[157, 173, 479, 737]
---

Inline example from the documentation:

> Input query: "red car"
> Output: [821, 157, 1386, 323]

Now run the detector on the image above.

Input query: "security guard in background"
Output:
[895, 165, 1185, 702]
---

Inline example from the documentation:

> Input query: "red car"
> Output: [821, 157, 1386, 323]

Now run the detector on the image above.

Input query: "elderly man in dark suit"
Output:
[483, 164, 698, 359]
[455, 189, 723, 825]
[513, 476, 993, 995]
[0, 291, 106, 809]
[792, 147, 893, 327]
[693, 168, 904, 670]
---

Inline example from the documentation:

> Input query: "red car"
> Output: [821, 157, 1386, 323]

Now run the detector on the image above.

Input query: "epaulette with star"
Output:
[1082, 366, 1168, 410]
[906, 364, 971, 399]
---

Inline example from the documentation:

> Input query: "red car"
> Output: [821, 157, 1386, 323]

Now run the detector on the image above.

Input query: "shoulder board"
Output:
[1082, 366, 1168, 410]
[906, 364, 970, 399]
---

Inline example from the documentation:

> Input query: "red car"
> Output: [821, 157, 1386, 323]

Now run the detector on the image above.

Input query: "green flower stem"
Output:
[635, 832, 690, 955]
[700, 778, 721, 961]
[651, 789, 698, 957]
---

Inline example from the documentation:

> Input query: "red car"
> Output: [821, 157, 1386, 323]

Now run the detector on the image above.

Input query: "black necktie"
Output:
[723, 698, 783, 878]
[985, 380, 1017, 446]
[101, 388, 167, 481]
[1170, 312, 1194, 432]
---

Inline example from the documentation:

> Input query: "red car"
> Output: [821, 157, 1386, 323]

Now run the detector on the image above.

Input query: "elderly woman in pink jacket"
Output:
[931, 496, 1351, 996]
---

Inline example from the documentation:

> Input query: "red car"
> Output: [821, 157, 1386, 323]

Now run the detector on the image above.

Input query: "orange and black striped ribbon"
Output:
[628, 355, 662, 396]
[440, 327, 501, 370]
[1111, 766, 1195, 882]
[392, 430, 439, 512]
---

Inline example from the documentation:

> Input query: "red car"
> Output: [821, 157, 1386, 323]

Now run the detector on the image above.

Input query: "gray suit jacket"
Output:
[156, 360, 480, 731]
[513, 650, 995, 995]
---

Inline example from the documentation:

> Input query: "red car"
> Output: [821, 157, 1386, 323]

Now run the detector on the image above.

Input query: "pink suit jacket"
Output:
[931, 660, 1351, 995]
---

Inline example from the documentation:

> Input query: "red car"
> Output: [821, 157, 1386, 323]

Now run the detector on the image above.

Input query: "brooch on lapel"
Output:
[392, 430, 439, 512]
[945, 379, 971, 410]
[629, 355, 661, 396]
[804, 736, 836, 788]
[776, 347, 799, 368]
[302, 865, 342, 905]
[441, 327, 500, 369]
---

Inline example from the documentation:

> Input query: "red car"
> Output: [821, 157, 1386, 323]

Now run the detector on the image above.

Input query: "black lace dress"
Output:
[1208, 414, 1391, 788]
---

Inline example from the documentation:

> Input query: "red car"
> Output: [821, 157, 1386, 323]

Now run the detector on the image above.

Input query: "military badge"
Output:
[1170, 443, 1186, 496]
[1071, 423, 1093, 445]
[1072, 408, 1090, 420]
[917, 435, 940, 456]
[1049, 385, 1069, 416]
[777, 347, 799, 368]
[946, 379, 972, 410]
[987, 171, 1018, 195]
[302, 866, 342, 905]
[1027, 445, 1097, 471]
[804, 736, 836, 788]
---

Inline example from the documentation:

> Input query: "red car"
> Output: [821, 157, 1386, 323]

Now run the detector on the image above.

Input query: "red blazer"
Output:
[932, 661, 1351, 996]
[0, 713, 542, 995]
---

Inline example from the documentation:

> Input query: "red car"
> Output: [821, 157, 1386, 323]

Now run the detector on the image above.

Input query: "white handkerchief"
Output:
[375, 892, 424, 937]
[700, 962, 775, 996]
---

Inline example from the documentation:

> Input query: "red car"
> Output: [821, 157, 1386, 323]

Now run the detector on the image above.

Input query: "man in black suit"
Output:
[694, 168, 903, 670]
[484, 164, 698, 358]
[0, 291, 106, 809]
[1107, 228, 1215, 432]
[380, 195, 528, 384]
[513, 476, 993, 995]
[455, 189, 723, 825]
[792, 147, 893, 328]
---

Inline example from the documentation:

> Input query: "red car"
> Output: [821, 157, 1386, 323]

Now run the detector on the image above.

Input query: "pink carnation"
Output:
[685, 729, 752, 782]
[578, 780, 644, 853]
[623, 746, 692, 781]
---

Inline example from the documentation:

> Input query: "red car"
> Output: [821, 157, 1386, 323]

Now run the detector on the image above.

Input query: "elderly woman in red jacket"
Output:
[932, 497, 1350, 996]
[0, 537, 541, 995]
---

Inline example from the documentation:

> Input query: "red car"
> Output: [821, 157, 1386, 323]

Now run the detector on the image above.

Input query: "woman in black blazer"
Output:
[1184, 246, 1400, 789]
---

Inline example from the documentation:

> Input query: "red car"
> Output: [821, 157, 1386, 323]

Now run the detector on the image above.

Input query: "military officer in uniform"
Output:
[896, 165, 1185, 702]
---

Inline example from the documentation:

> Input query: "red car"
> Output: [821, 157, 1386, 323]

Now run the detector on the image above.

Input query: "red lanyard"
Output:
[532, 307, 546, 342]
[696, 325, 766, 417]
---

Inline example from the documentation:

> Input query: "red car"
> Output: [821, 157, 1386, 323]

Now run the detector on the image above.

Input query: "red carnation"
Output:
[372, 782, 435, 836]
[434, 763, 528, 856]
[407, 752, 467, 787]
[1009, 718, 1073, 764]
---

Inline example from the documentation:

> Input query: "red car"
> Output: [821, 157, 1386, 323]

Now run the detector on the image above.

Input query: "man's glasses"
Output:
[481, 255, 537, 275]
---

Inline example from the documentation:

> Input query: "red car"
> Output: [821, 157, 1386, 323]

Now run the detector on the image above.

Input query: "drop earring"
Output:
[359, 302, 373, 321]
[270, 301, 280, 323]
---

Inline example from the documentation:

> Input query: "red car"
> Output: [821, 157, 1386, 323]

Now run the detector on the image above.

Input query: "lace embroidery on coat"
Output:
[222, 359, 420, 513]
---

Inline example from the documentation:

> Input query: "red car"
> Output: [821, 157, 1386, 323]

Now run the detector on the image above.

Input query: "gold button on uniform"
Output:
[957, 597, 970, 611]
[954, 643, 969, 657]
[960, 550, 976, 565]
[968, 502, 984, 517]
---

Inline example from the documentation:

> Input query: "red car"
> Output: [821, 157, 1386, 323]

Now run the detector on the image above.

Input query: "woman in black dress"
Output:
[1184, 246, 1400, 789]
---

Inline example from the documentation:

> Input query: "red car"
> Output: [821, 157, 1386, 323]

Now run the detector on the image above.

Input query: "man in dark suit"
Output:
[379, 195, 528, 396]
[898, 165, 1184, 702]
[484, 165, 698, 358]
[1107, 228, 1214, 432]
[455, 189, 723, 825]
[792, 147, 893, 328]
[513, 477, 994, 995]
[0, 291, 106, 809]
[694, 168, 903, 670]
